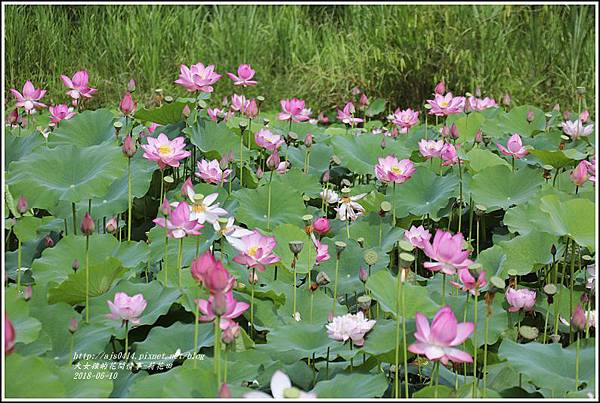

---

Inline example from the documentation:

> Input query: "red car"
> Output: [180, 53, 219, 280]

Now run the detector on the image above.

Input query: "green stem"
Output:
[85, 235, 90, 323]
[69, 334, 74, 367]
[392, 182, 397, 226]
[124, 320, 129, 361]
[310, 290, 314, 323]
[163, 229, 169, 286]
[193, 298, 199, 369]
[482, 308, 490, 397]
[468, 195, 473, 242]
[394, 268, 401, 398]
[72, 202, 77, 235]
[239, 131, 244, 187]
[569, 239, 576, 342]
[473, 291, 479, 397]
[332, 256, 340, 315]
[543, 299, 550, 344]
[434, 361, 440, 398]
[215, 317, 221, 386]
[401, 269, 409, 398]
[127, 158, 132, 241]
[575, 333, 580, 391]
[250, 267, 255, 337]
[267, 169, 274, 230]
[293, 257, 298, 319]
[16, 239, 22, 294]
[442, 273, 446, 306]
[346, 220, 350, 240]
[177, 237, 183, 289]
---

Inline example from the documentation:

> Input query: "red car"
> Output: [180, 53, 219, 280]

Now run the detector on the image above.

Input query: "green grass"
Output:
[4, 4, 596, 112]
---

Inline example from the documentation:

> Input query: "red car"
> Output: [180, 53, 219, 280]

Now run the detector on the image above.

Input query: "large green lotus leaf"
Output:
[88, 280, 181, 334]
[7, 143, 127, 208]
[232, 180, 307, 230]
[538, 195, 595, 251]
[331, 134, 411, 175]
[270, 168, 323, 197]
[57, 363, 113, 398]
[13, 216, 56, 242]
[54, 151, 156, 219]
[133, 321, 214, 366]
[362, 319, 416, 363]
[287, 143, 334, 175]
[446, 111, 486, 143]
[366, 270, 440, 318]
[476, 245, 506, 275]
[188, 119, 245, 159]
[311, 372, 389, 398]
[494, 231, 556, 277]
[387, 167, 459, 218]
[481, 105, 546, 138]
[366, 98, 387, 117]
[339, 213, 404, 253]
[31, 235, 148, 286]
[528, 148, 587, 169]
[498, 339, 595, 396]
[72, 321, 114, 362]
[47, 256, 127, 305]
[465, 148, 510, 173]
[49, 109, 116, 147]
[261, 322, 335, 358]
[4, 288, 42, 346]
[272, 223, 314, 274]
[4, 354, 65, 397]
[5, 130, 45, 165]
[470, 165, 544, 211]
[134, 100, 193, 125]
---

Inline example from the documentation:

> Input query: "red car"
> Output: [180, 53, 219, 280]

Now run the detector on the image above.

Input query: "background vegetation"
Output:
[5, 4, 596, 112]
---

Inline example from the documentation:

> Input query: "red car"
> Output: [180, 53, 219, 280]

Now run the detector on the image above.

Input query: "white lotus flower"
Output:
[244, 370, 317, 399]
[320, 189, 339, 204]
[561, 120, 594, 140]
[214, 216, 253, 245]
[335, 193, 366, 222]
[171, 189, 227, 226]
[326, 311, 376, 347]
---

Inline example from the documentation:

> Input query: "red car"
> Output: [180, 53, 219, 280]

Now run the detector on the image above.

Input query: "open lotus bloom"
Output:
[374, 155, 416, 184]
[215, 216, 254, 243]
[175, 62, 221, 93]
[310, 232, 330, 265]
[404, 225, 432, 249]
[153, 201, 203, 239]
[244, 370, 317, 399]
[48, 104, 76, 125]
[171, 189, 228, 226]
[227, 63, 258, 86]
[61, 70, 97, 100]
[230, 229, 281, 271]
[467, 96, 497, 111]
[141, 133, 191, 170]
[255, 128, 284, 151]
[320, 188, 340, 204]
[195, 291, 249, 329]
[326, 311, 376, 347]
[561, 120, 594, 140]
[426, 92, 465, 116]
[422, 229, 473, 275]
[207, 107, 234, 122]
[408, 306, 474, 365]
[278, 98, 311, 122]
[337, 101, 363, 126]
[505, 287, 536, 312]
[106, 292, 147, 325]
[418, 139, 445, 159]
[10, 80, 47, 113]
[335, 193, 367, 222]
[440, 143, 460, 166]
[450, 268, 487, 296]
[388, 108, 419, 133]
[196, 159, 232, 184]
[497, 133, 528, 159]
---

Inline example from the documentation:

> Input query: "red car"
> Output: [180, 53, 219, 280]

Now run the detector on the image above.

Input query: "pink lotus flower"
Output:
[10, 81, 47, 113]
[278, 98, 311, 122]
[231, 94, 249, 113]
[266, 150, 281, 170]
[450, 268, 487, 296]
[141, 133, 191, 170]
[585, 157, 596, 183]
[418, 139, 445, 159]
[440, 143, 460, 166]
[318, 111, 329, 124]
[201, 257, 236, 295]
[191, 250, 219, 284]
[5, 314, 15, 355]
[207, 108, 233, 122]
[505, 287, 536, 313]
[337, 102, 363, 126]
[388, 108, 419, 133]
[6, 108, 26, 127]
[49, 104, 76, 125]
[467, 96, 497, 111]
[255, 128, 284, 151]
[580, 110, 589, 123]
[276, 161, 290, 175]
[175, 62, 221, 93]
[153, 201, 203, 238]
[215, 216, 253, 244]
[571, 304, 587, 331]
[374, 155, 416, 184]
[571, 160, 590, 186]
[408, 306, 474, 365]
[105, 217, 118, 233]
[422, 229, 473, 275]
[404, 225, 432, 249]
[311, 233, 330, 265]
[313, 217, 330, 235]
[60, 70, 97, 100]
[359, 93, 369, 107]
[245, 98, 259, 119]
[227, 64, 257, 86]
[497, 133, 528, 159]
[146, 123, 160, 136]
[230, 230, 281, 271]
[196, 159, 232, 184]
[434, 81, 446, 95]
[196, 291, 249, 329]
[106, 292, 147, 325]
[426, 93, 465, 116]
[326, 311, 376, 347]
[561, 120, 594, 140]
[119, 92, 137, 115]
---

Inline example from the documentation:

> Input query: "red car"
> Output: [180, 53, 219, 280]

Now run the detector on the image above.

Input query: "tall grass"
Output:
[4, 4, 595, 111]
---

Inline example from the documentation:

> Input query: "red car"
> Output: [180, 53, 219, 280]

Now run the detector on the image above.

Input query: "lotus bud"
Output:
[44, 235, 54, 248]
[7, 109, 19, 125]
[181, 177, 194, 198]
[527, 111, 534, 123]
[580, 110, 589, 123]
[69, 318, 78, 334]
[351, 86, 361, 96]
[218, 383, 232, 398]
[580, 293, 589, 304]
[463, 98, 473, 114]
[563, 111, 572, 121]
[182, 105, 191, 118]
[221, 323, 240, 345]
[475, 130, 483, 143]
[248, 270, 259, 285]
[17, 195, 28, 214]
[23, 285, 33, 301]
[550, 244, 557, 257]
[316, 271, 330, 286]
[502, 94, 511, 106]
[288, 240, 304, 256]
[106, 217, 118, 234]
[256, 166, 264, 179]
[450, 123, 459, 138]
[359, 93, 369, 107]
[552, 103, 560, 112]
[358, 295, 372, 311]
[304, 133, 313, 148]
[72, 259, 80, 272]
[122, 134, 137, 157]
[434, 80, 445, 95]
[212, 292, 229, 317]
[322, 170, 331, 183]
[475, 86, 482, 98]
[80, 212, 95, 236]
[327, 311, 334, 322]
[245, 99, 258, 119]
[119, 92, 136, 115]
[313, 217, 330, 235]
[440, 125, 450, 138]
[571, 304, 587, 331]
[127, 79, 136, 93]
[359, 267, 368, 283]
[266, 151, 281, 170]
[161, 197, 171, 216]
[335, 241, 347, 257]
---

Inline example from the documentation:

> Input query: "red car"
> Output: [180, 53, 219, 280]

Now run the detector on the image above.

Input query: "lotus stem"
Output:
[468, 196, 473, 242]
[69, 333, 74, 367]
[575, 332, 580, 391]
[177, 237, 183, 289]
[127, 158, 132, 242]
[569, 238, 576, 343]
[442, 273, 447, 306]
[194, 297, 199, 369]
[224, 345, 228, 384]
[85, 234, 90, 323]
[16, 239, 22, 294]
[215, 316, 221, 386]
[543, 299, 550, 344]
[124, 320, 129, 361]
[401, 269, 409, 398]
[163, 226, 169, 286]
[346, 220, 350, 240]
[267, 169, 274, 231]
[310, 290, 314, 323]
[332, 255, 340, 315]
[72, 202, 77, 235]
[250, 267, 256, 338]
[511, 156, 515, 172]
[239, 131, 244, 187]
[392, 182, 397, 226]
[473, 291, 479, 397]
[482, 306, 490, 397]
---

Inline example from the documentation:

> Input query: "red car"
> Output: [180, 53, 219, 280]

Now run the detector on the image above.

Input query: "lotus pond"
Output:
[3, 66, 597, 399]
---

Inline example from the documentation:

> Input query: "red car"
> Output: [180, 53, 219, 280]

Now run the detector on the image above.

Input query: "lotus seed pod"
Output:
[380, 201, 392, 213]
[363, 249, 379, 266]
[398, 240, 414, 253]
[340, 186, 351, 195]
[316, 271, 331, 286]
[287, 131, 298, 142]
[358, 295, 372, 311]
[518, 325, 539, 340]
[302, 214, 314, 227]
[288, 240, 304, 255]
[475, 204, 487, 216]
[80, 212, 95, 236]
[356, 237, 365, 248]
[238, 120, 248, 131]
[163, 175, 174, 184]
[550, 334, 561, 343]
[113, 121, 123, 138]
[335, 241, 347, 256]
[330, 155, 342, 166]
[543, 284, 557, 296]
[398, 252, 414, 268]
[164, 95, 174, 104]
[576, 86, 586, 96]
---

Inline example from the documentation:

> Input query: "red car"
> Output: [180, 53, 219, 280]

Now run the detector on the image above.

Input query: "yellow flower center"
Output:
[341, 196, 352, 204]
[158, 145, 172, 156]
[439, 101, 449, 108]
[191, 203, 206, 213]
[247, 246, 258, 257]
[391, 165, 403, 174]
